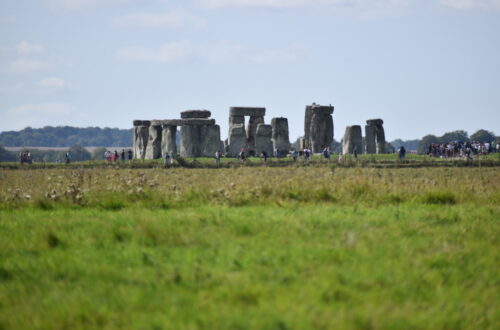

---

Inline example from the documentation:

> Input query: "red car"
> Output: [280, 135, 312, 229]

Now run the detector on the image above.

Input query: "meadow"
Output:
[0, 163, 499, 329]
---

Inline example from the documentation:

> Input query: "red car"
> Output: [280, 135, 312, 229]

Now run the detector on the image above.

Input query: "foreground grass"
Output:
[0, 167, 499, 329]
[0, 205, 498, 329]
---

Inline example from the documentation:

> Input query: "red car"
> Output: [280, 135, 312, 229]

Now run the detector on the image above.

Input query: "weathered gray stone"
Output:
[309, 105, 334, 153]
[133, 120, 143, 126]
[255, 124, 273, 156]
[376, 125, 386, 154]
[366, 119, 384, 126]
[181, 110, 211, 119]
[246, 115, 264, 155]
[365, 118, 386, 154]
[342, 126, 363, 155]
[271, 117, 290, 156]
[304, 104, 334, 153]
[304, 106, 313, 148]
[227, 124, 247, 157]
[201, 125, 221, 157]
[133, 125, 149, 159]
[229, 115, 245, 127]
[145, 125, 162, 159]
[230, 107, 266, 117]
[365, 125, 377, 154]
[180, 125, 198, 157]
[161, 125, 177, 157]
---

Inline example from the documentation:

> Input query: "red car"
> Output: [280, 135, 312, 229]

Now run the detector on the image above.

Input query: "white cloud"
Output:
[116, 41, 193, 63]
[0, 82, 26, 94]
[198, 0, 415, 18]
[7, 102, 76, 116]
[112, 10, 206, 28]
[9, 59, 50, 73]
[16, 41, 45, 55]
[46, 0, 139, 10]
[251, 44, 310, 63]
[439, 0, 500, 10]
[3, 102, 80, 131]
[38, 77, 70, 88]
[202, 43, 245, 62]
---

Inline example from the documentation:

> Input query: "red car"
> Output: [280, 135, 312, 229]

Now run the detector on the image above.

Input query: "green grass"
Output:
[0, 166, 499, 329]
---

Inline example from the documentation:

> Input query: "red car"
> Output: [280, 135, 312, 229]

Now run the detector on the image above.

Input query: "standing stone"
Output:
[342, 126, 363, 155]
[365, 119, 386, 154]
[133, 120, 150, 160]
[246, 116, 265, 155]
[200, 124, 221, 157]
[227, 124, 247, 157]
[305, 104, 334, 153]
[145, 121, 162, 159]
[365, 125, 377, 154]
[180, 125, 198, 157]
[255, 124, 273, 156]
[162, 125, 177, 157]
[271, 117, 290, 157]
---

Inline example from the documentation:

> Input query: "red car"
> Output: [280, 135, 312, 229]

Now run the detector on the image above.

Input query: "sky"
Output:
[0, 0, 499, 141]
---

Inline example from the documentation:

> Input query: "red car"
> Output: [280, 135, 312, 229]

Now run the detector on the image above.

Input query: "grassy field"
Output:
[0, 165, 499, 329]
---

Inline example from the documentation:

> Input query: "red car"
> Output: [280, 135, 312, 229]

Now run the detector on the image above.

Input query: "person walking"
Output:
[65, 151, 71, 164]
[398, 146, 406, 161]
[353, 146, 358, 159]
[120, 149, 125, 162]
[322, 147, 330, 160]
[214, 150, 221, 167]
[260, 151, 268, 163]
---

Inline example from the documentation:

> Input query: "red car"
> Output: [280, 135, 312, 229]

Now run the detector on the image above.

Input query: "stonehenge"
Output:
[365, 119, 386, 154]
[133, 104, 387, 159]
[342, 119, 388, 155]
[304, 104, 334, 153]
[342, 126, 363, 155]
[271, 117, 290, 156]
[226, 107, 269, 157]
[133, 111, 222, 159]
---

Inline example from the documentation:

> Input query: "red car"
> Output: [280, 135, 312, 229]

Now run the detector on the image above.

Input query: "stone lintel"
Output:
[133, 120, 151, 126]
[180, 110, 211, 119]
[310, 105, 334, 115]
[366, 119, 384, 126]
[230, 107, 266, 117]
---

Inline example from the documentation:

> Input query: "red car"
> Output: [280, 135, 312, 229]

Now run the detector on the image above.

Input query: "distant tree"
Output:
[470, 129, 496, 142]
[390, 139, 421, 152]
[331, 139, 342, 153]
[0, 145, 16, 162]
[66, 145, 92, 162]
[0, 126, 133, 147]
[439, 130, 469, 143]
[417, 135, 440, 154]
[91, 147, 107, 160]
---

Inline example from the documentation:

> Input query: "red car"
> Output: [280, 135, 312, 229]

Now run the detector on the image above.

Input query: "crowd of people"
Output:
[427, 141, 499, 159]
[104, 149, 133, 162]
[19, 150, 32, 164]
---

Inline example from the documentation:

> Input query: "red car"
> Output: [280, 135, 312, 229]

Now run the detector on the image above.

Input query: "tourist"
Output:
[261, 151, 268, 163]
[127, 149, 133, 161]
[291, 149, 297, 161]
[274, 147, 279, 158]
[113, 150, 118, 162]
[120, 149, 125, 162]
[238, 148, 246, 162]
[304, 148, 310, 161]
[398, 146, 406, 161]
[214, 150, 221, 167]
[65, 151, 71, 164]
[322, 147, 330, 160]
[353, 146, 358, 159]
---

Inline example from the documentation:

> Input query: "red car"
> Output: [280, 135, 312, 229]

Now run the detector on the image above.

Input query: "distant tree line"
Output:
[0, 126, 133, 147]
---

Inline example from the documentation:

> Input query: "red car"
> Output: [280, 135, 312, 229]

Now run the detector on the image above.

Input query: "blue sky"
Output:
[1, 0, 499, 141]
